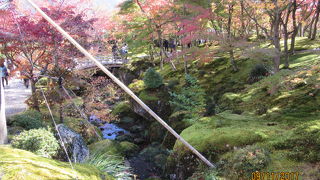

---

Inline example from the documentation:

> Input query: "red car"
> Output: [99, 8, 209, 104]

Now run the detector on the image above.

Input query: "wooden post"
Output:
[25, 0, 215, 168]
[0, 78, 8, 144]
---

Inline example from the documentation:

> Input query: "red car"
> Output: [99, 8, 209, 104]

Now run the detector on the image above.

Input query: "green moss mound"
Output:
[128, 80, 145, 93]
[0, 146, 114, 180]
[275, 119, 320, 162]
[173, 112, 268, 159]
[89, 140, 139, 157]
[112, 101, 131, 117]
[220, 62, 320, 120]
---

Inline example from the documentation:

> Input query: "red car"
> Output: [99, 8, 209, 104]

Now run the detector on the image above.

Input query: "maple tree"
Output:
[0, 4, 96, 112]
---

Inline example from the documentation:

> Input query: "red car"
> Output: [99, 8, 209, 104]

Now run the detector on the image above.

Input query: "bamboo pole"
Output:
[0, 78, 8, 144]
[25, 0, 215, 168]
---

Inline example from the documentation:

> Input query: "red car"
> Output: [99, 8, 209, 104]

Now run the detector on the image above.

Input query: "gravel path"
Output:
[4, 78, 31, 117]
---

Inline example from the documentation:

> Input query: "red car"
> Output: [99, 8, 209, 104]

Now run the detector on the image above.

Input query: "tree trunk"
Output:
[30, 78, 40, 111]
[290, 0, 298, 55]
[298, 23, 302, 37]
[273, 8, 282, 72]
[283, 30, 289, 69]
[311, 0, 320, 40]
[255, 23, 260, 38]
[227, 4, 238, 72]
[308, 16, 316, 39]
[229, 48, 238, 72]
[157, 29, 164, 70]
[58, 78, 64, 123]
[149, 44, 156, 66]
[240, 0, 246, 37]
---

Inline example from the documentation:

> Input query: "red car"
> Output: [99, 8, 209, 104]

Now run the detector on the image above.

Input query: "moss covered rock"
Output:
[111, 101, 132, 117]
[173, 114, 265, 158]
[89, 140, 139, 157]
[167, 112, 271, 179]
[0, 146, 114, 180]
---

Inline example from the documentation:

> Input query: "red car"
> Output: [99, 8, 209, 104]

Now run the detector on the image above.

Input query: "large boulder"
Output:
[56, 124, 89, 163]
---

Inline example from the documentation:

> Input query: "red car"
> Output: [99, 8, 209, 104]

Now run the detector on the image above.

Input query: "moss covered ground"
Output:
[0, 146, 114, 180]
[153, 38, 320, 179]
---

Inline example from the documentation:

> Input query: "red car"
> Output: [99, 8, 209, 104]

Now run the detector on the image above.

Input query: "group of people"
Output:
[112, 43, 128, 60]
[163, 39, 176, 53]
[154, 39, 177, 53]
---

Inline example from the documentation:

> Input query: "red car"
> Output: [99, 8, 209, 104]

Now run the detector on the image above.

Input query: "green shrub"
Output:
[188, 169, 218, 180]
[248, 64, 270, 83]
[167, 79, 180, 89]
[219, 145, 270, 179]
[143, 68, 163, 89]
[112, 101, 131, 116]
[11, 128, 60, 158]
[11, 110, 43, 130]
[170, 74, 205, 122]
[35, 77, 49, 87]
[139, 90, 159, 102]
[128, 80, 145, 93]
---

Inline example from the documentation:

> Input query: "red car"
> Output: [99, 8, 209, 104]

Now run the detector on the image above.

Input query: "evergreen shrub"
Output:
[11, 110, 43, 130]
[170, 74, 205, 122]
[143, 68, 163, 89]
[248, 64, 270, 83]
[11, 128, 60, 158]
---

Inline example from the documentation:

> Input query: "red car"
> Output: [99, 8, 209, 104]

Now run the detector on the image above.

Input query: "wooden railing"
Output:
[76, 55, 128, 69]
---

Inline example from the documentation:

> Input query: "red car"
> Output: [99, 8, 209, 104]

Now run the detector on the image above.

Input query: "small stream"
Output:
[89, 115, 162, 179]
[90, 115, 128, 140]
[100, 123, 128, 140]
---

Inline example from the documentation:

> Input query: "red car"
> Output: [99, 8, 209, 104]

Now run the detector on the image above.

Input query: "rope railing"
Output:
[0, 79, 8, 144]
[25, 0, 215, 168]
[40, 88, 78, 180]
[61, 86, 102, 140]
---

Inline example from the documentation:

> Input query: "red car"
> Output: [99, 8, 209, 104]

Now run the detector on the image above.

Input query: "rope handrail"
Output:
[0, 79, 8, 144]
[61, 86, 102, 140]
[25, 0, 215, 168]
[35, 74, 102, 140]
[40, 88, 78, 180]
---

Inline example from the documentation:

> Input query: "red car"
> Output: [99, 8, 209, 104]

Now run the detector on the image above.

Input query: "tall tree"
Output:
[244, 0, 290, 72]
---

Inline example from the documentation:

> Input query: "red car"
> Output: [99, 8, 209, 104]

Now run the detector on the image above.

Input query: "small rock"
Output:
[134, 138, 145, 144]
[116, 134, 134, 142]
[130, 125, 144, 133]
[267, 122, 277, 126]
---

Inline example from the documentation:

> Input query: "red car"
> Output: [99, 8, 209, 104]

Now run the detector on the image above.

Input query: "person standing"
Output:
[121, 43, 128, 62]
[20, 70, 29, 89]
[0, 63, 8, 87]
[112, 44, 119, 59]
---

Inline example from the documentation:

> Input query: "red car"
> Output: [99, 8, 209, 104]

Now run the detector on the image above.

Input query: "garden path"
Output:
[5, 78, 31, 117]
